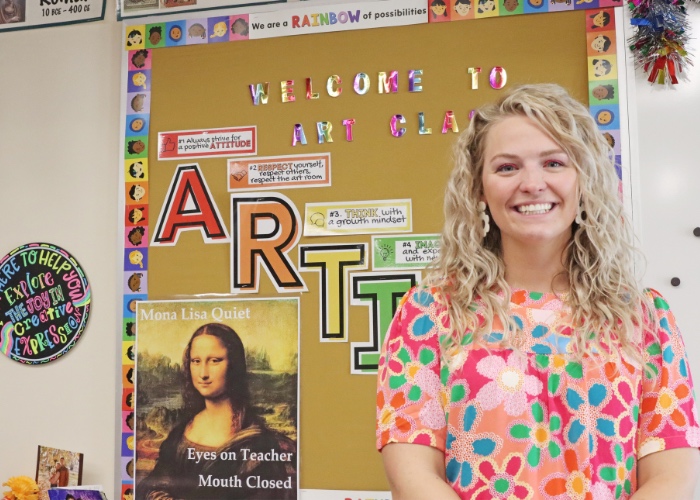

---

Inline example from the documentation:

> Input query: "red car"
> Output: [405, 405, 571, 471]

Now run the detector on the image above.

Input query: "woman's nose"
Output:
[199, 364, 209, 379]
[519, 166, 546, 192]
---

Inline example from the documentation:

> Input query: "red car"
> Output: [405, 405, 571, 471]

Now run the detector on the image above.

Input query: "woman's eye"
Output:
[496, 164, 516, 173]
[191, 359, 200, 364]
[545, 160, 564, 168]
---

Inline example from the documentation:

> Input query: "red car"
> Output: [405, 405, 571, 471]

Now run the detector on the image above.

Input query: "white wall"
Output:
[631, 1, 700, 443]
[0, 5, 699, 500]
[629, 8, 700, 499]
[0, 1, 121, 493]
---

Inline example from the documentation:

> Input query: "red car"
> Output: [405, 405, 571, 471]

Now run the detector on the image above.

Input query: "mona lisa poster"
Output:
[134, 298, 299, 499]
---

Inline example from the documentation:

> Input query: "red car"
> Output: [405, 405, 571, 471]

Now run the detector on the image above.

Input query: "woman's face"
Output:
[481, 115, 578, 253]
[190, 334, 229, 400]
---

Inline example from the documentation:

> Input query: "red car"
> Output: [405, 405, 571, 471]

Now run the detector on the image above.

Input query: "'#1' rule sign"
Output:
[0, 243, 91, 364]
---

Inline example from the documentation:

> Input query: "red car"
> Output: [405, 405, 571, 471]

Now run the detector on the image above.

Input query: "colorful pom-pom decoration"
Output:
[628, 0, 693, 85]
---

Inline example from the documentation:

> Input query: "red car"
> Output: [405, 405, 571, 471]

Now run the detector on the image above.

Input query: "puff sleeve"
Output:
[637, 288, 700, 458]
[376, 287, 449, 453]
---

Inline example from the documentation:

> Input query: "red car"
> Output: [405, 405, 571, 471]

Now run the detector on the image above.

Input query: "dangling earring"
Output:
[575, 202, 585, 225]
[477, 201, 490, 236]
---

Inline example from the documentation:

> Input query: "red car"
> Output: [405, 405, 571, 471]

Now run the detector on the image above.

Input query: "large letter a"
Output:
[151, 164, 229, 246]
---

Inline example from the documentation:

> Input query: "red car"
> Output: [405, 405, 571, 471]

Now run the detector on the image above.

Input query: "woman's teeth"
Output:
[516, 203, 553, 215]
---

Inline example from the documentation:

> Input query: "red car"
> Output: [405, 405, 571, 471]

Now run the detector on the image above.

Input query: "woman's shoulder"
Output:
[641, 287, 670, 309]
[383, 285, 451, 349]
[637, 287, 689, 351]
[400, 285, 448, 313]
[639, 287, 677, 326]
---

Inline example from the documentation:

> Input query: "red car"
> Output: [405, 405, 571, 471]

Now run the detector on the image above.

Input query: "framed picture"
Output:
[35, 446, 84, 500]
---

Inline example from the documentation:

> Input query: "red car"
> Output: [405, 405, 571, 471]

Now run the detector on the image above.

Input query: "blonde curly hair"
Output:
[424, 83, 649, 360]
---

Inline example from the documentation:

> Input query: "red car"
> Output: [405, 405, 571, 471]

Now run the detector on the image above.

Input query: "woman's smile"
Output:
[512, 202, 556, 215]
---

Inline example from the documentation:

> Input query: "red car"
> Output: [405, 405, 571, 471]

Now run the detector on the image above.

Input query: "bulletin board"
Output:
[120, 1, 624, 497]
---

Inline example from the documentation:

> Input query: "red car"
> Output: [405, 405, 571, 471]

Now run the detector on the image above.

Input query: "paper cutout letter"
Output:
[298, 244, 367, 342]
[231, 193, 305, 293]
[151, 164, 229, 246]
[350, 271, 420, 374]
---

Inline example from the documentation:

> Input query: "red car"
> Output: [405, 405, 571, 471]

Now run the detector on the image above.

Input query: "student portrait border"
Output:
[119, 0, 624, 496]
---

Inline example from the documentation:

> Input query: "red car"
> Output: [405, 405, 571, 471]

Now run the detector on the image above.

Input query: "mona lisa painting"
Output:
[134, 298, 299, 500]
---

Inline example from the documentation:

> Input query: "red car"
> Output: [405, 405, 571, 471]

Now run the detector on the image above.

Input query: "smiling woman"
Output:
[376, 84, 700, 499]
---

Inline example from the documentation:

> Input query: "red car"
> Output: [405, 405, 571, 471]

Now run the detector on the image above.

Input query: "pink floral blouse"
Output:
[376, 287, 699, 499]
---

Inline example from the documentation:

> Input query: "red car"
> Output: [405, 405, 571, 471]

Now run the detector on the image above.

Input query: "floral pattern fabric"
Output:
[376, 287, 700, 499]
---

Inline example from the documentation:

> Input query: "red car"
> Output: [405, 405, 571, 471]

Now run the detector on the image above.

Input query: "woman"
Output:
[137, 323, 296, 500]
[376, 84, 700, 499]
[49, 464, 60, 488]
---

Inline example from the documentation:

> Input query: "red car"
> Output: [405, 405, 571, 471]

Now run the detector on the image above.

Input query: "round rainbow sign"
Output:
[0, 243, 91, 364]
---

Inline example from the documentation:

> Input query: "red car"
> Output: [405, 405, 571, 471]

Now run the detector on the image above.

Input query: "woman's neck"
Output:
[501, 239, 569, 293]
[203, 396, 236, 417]
[185, 399, 243, 447]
